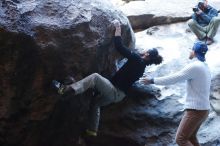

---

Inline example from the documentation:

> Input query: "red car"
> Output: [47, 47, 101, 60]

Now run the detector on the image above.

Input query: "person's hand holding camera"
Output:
[196, 9, 203, 15]
[193, 7, 202, 15]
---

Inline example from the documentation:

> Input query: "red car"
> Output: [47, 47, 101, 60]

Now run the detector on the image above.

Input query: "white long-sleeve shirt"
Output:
[154, 59, 211, 110]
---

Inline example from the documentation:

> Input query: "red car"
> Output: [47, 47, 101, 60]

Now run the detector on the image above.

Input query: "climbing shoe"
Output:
[52, 80, 68, 95]
[85, 129, 97, 137]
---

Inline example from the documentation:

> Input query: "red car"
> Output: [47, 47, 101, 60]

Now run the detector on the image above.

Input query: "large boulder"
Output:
[0, 0, 135, 146]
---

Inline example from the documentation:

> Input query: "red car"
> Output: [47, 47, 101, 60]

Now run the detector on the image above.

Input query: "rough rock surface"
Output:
[210, 75, 220, 114]
[1, 0, 220, 146]
[0, 0, 134, 146]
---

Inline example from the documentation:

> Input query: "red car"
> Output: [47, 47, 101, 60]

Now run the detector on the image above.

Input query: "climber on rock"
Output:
[52, 20, 163, 137]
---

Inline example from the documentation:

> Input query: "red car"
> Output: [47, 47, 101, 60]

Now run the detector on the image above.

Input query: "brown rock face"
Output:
[0, 0, 135, 146]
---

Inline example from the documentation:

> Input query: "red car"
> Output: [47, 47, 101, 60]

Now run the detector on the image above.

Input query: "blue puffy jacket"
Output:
[192, 4, 218, 27]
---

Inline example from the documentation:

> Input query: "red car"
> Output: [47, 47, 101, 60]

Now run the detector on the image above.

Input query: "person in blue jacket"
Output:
[53, 20, 163, 136]
[188, 0, 220, 45]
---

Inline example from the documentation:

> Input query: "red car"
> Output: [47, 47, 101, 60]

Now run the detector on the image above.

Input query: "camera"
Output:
[193, 7, 199, 12]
